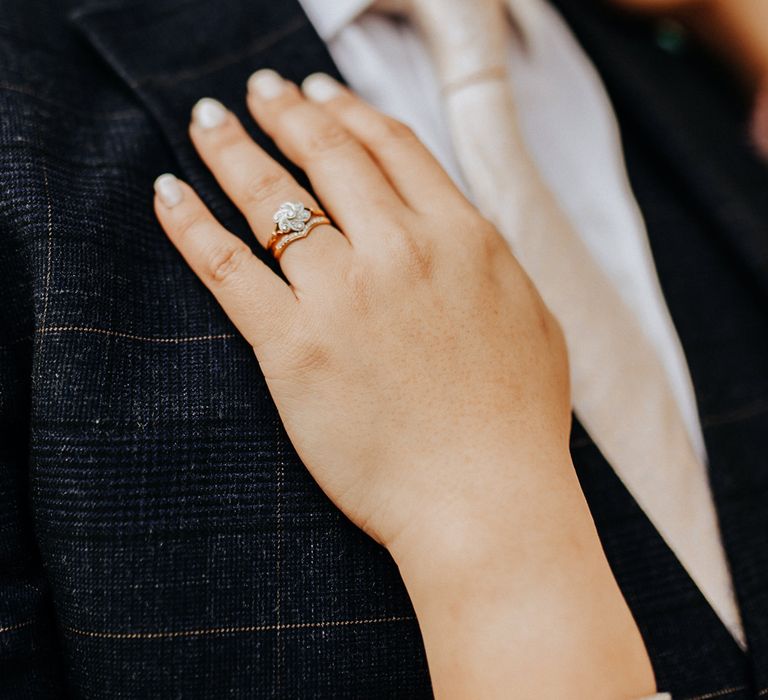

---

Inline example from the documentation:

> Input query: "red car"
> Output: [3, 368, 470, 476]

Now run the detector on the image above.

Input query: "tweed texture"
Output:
[0, 0, 766, 697]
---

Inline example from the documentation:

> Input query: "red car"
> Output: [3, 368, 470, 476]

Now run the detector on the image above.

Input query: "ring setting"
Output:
[267, 201, 330, 260]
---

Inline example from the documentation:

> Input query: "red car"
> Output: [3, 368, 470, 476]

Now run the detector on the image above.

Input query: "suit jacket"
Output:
[0, 0, 766, 697]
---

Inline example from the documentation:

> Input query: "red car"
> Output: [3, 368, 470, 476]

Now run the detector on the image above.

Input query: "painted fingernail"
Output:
[154, 173, 183, 208]
[192, 97, 227, 130]
[302, 73, 341, 102]
[248, 69, 285, 100]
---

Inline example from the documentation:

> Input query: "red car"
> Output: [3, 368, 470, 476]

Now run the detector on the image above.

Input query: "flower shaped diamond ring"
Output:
[267, 201, 331, 260]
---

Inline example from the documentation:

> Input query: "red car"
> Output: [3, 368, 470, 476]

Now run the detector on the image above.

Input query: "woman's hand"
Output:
[153, 70, 656, 698]
[154, 69, 570, 555]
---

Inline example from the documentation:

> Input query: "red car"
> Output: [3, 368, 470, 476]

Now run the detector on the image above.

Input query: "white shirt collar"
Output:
[297, 0, 374, 42]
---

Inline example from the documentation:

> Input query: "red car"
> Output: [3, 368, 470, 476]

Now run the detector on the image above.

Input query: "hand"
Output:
[153, 70, 570, 553]
[153, 69, 655, 698]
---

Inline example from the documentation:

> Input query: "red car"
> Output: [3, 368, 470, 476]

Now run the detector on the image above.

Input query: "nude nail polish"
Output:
[192, 97, 227, 130]
[302, 73, 341, 102]
[248, 69, 285, 99]
[154, 173, 183, 208]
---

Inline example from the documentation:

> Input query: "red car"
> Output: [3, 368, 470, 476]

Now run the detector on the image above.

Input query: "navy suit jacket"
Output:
[1, 0, 767, 697]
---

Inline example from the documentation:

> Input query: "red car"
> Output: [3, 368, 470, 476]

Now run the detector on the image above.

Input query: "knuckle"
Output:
[298, 338, 332, 373]
[206, 241, 251, 283]
[243, 169, 291, 206]
[392, 233, 436, 281]
[452, 215, 507, 266]
[339, 262, 374, 315]
[283, 326, 332, 374]
[371, 117, 415, 146]
[175, 211, 210, 240]
[475, 222, 507, 259]
[213, 126, 247, 153]
[304, 123, 353, 156]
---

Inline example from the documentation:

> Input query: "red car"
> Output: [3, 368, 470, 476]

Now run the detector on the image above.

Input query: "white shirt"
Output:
[296, 0, 745, 654]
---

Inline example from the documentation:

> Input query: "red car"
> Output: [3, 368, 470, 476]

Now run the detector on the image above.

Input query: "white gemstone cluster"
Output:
[273, 201, 311, 234]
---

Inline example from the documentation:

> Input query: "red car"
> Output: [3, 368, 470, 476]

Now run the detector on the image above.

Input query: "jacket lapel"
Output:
[68, 0, 768, 687]
[68, 0, 342, 238]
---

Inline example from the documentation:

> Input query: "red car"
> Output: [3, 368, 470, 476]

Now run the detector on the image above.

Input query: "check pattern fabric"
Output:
[0, 0, 767, 698]
[0, 2, 429, 697]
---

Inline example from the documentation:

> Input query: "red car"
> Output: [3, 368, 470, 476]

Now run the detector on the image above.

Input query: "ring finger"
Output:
[189, 97, 349, 287]
[246, 70, 407, 252]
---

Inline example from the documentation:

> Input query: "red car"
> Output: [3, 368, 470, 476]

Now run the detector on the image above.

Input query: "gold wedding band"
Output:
[267, 201, 330, 261]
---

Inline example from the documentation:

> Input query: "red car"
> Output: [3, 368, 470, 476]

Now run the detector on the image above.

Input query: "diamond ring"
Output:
[267, 201, 331, 261]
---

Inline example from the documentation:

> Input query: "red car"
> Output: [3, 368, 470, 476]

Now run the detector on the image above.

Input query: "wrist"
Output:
[388, 454, 657, 699]
[391, 461, 607, 618]
[387, 445, 584, 581]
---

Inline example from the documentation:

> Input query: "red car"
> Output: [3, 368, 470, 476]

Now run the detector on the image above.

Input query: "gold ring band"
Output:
[267, 201, 330, 261]
[268, 214, 331, 260]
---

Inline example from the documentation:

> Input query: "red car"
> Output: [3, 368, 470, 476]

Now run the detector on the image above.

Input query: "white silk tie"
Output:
[385, 0, 744, 650]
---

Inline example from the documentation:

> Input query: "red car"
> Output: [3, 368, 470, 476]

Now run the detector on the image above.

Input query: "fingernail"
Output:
[192, 97, 227, 130]
[248, 69, 285, 100]
[154, 173, 183, 208]
[302, 73, 341, 102]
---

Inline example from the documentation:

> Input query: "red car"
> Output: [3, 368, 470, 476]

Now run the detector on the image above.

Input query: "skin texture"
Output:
[153, 72, 656, 697]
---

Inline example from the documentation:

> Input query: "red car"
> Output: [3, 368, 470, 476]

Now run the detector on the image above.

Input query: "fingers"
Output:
[189, 97, 349, 283]
[246, 70, 406, 247]
[153, 173, 298, 350]
[300, 73, 470, 215]
[170, 71, 465, 310]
